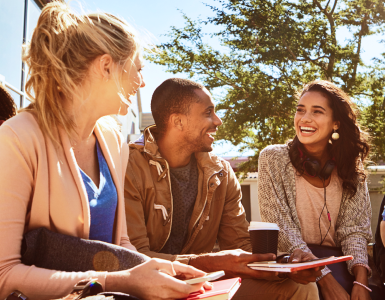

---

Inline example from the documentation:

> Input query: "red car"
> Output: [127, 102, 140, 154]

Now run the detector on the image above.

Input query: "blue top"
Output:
[79, 139, 118, 243]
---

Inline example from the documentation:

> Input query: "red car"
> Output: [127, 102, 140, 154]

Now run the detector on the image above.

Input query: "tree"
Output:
[148, 0, 385, 172]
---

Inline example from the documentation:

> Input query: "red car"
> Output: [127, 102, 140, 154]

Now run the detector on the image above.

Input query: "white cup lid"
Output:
[248, 221, 279, 230]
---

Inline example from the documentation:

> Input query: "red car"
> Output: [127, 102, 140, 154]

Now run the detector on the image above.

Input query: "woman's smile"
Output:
[299, 125, 317, 137]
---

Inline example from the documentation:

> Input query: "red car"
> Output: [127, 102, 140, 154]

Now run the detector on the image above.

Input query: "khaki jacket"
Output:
[125, 125, 252, 264]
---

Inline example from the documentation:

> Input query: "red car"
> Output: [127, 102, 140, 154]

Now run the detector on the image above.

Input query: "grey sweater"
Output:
[258, 144, 372, 279]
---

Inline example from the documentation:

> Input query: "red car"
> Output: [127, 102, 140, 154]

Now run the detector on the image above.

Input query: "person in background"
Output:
[258, 80, 375, 300]
[373, 196, 385, 281]
[0, 82, 17, 125]
[0, 2, 208, 300]
[381, 206, 385, 248]
[125, 78, 322, 300]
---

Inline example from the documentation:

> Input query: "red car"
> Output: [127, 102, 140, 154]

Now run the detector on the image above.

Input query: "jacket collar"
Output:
[132, 124, 225, 174]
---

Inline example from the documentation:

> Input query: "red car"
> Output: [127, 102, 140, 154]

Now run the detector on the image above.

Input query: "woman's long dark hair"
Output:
[288, 80, 370, 198]
[0, 83, 17, 121]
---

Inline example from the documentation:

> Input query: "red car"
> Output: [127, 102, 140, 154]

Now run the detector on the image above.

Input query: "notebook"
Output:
[248, 255, 353, 273]
[180, 277, 241, 300]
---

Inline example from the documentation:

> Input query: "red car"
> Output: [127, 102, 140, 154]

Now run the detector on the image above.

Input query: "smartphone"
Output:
[184, 270, 225, 284]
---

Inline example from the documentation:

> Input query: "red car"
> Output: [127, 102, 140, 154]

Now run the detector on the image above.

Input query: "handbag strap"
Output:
[62, 279, 104, 300]
[5, 291, 27, 300]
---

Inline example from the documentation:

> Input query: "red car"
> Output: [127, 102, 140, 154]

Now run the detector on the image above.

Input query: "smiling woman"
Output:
[289, 81, 369, 197]
[257, 80, 382, 299]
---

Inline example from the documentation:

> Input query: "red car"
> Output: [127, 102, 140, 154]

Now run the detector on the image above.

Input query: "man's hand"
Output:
[282, 249, 323, 284]
[189, 249, 278, 280]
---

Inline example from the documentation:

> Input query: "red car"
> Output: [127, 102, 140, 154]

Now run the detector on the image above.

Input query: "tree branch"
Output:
[314, 0, 337, 80]
[196, 61, 250, 98]
[325, 0, 331, 11]
[331, 0, 338, 14]
[282, 39, 297, 60]
[313, 0, 325, 13]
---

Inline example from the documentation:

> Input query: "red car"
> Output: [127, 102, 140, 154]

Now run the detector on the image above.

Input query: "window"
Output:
[0, 0, 25, 92]
[0, 0, 42, 108]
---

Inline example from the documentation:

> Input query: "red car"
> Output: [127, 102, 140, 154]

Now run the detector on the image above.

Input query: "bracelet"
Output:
[353, 281, 372, 293]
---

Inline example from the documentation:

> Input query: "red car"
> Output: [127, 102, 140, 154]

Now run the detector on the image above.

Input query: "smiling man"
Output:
[124, 78, 320, 299]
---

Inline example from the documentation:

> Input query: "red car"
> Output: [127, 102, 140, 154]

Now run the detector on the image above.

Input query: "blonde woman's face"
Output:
[89, 54, 145, 117]
[120, 55, 145, 104]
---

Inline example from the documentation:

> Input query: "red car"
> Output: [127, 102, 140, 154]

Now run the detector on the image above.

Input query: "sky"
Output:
[68, 0, 385, 157]
[69, 0, 220, 113]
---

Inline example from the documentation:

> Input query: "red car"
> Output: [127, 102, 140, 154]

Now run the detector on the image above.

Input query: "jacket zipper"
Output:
[159, 159, 173, 251]
[181, 169, 223, 254]
[191, 170, 222, 236]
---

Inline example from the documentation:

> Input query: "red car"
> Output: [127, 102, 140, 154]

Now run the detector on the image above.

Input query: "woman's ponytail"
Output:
[22, 1, 140, 145]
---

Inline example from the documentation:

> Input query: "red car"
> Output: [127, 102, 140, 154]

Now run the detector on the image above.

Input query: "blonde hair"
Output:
[21, 1, 140, 144]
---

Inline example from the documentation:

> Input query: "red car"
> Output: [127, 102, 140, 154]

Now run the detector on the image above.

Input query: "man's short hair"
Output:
[0, 83, 17, 121]
[151, 78, 205, 136]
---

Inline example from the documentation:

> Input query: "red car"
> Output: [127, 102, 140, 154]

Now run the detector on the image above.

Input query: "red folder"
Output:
[248, 255, 353, 272]
[180, 277, 241, 300]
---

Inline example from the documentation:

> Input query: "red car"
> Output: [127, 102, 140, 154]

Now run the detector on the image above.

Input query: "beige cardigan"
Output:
[0, 112, 135, 299]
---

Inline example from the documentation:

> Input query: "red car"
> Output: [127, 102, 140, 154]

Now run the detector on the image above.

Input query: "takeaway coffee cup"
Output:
[248, 221, 279, 255]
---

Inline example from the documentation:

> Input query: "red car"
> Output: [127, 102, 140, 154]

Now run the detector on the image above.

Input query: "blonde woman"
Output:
[0, 2, 208, 300]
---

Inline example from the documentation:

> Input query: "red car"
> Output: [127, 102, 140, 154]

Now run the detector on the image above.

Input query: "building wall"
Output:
[367, 172, 385, 241]
[240, 178, 260, 222]
[117, 105, 140, 143]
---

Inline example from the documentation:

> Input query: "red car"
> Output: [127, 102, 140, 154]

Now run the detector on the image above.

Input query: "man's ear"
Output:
[169, 114, 184, 131]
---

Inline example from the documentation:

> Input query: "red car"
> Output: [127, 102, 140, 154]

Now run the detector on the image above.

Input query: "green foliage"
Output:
[148, 0, 385, 173]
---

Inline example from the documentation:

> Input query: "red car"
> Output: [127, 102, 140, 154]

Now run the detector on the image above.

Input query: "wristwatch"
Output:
[5, 291, 28, 300]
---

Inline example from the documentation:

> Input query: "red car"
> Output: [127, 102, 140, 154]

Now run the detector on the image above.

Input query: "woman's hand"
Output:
[318, 273, 350, 300]
[106, 258, 211, 300]
[351, 265, 371, 300]
[283, 249, 323, 284]
[351, 284, 371, 300]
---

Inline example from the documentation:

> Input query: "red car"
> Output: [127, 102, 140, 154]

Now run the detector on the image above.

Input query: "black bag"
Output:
[308, 244, 355, 294]
[6, 279, 141, 300]
[13, 228, 149, 299]
[64, 279, 141, 300]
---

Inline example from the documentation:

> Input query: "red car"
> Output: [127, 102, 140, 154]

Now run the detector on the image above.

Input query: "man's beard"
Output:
[183, 131, 213, 153]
